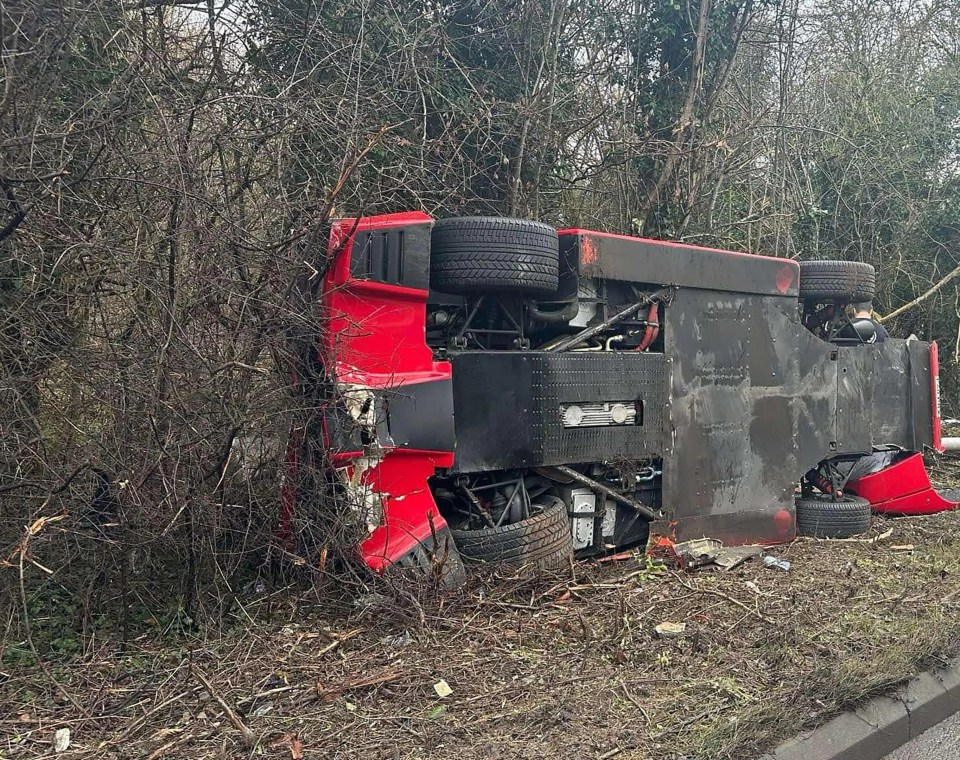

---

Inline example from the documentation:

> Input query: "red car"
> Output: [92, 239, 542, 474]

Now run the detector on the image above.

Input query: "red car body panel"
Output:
[321, 212, 454, 571]
[847, 452, 958, 515]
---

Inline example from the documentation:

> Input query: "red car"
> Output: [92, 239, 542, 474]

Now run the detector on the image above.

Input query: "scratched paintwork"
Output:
[659, 285, 927, 542]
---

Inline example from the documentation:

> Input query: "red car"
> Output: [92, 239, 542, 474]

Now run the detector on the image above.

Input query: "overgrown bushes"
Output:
[1, 0, 958, 650]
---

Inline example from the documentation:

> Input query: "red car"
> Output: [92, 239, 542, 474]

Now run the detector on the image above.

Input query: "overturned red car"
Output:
[283, 211, 951, 584]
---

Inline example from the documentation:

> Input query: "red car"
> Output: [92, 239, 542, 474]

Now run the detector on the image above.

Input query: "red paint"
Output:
[867, 490, 958, 516]
[847, 452, 958, 515]
[775, 263, 796, 294]
[558, 227, 800, 266]
[773, 508, 794, 536]
[322, 212, 440, 382]
[558, 227, 800, 299]
[580, 236, 599, 266]
[637, 302, 659, 351]
[931, 341, 944, 452]
[312, 212, 455, 571]
[356, 449, 455, 572]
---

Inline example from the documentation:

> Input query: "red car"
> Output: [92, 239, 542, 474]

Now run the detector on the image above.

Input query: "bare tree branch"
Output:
[0, 176, 26, 243]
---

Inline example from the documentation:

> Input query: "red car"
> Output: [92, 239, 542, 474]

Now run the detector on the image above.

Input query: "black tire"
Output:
[391, 526, 467, 589]
[430, 216, 560, 295]
[798, 260, 876, 302]
[451, 496, 573, 571]
[795, 494, 872, 538]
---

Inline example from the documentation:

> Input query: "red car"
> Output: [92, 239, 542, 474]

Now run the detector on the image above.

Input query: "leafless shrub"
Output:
[1, 0, 958, 655]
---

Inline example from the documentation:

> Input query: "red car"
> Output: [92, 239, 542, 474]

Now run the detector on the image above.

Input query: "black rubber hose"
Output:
[528, 298, 579, 323]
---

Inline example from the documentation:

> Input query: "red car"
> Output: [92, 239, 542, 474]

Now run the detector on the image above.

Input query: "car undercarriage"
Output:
[283, 211, 949, 585]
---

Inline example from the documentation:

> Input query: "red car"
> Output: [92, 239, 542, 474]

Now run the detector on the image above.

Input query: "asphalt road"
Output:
[883, 711, 960, 759]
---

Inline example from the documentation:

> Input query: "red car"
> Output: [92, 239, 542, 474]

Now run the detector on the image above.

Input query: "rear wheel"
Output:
[430, 216, 560, 295]
[450, 496, 573, 571]
[798, 260, 876, 302]
[795, 494, 871, 538]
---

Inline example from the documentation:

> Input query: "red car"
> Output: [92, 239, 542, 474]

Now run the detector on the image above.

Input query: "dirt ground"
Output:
[5, 472, 960, 759]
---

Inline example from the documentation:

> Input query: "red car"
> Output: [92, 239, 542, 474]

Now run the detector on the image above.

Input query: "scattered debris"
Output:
[655, 621, 687, 638]
[353, 592, 388, 611]
[763, 556, 791, 572]
[672, 538, 764, 571]
[832, 527, 895, 544]
[891, 544, 915, 552]
[317, 668, 404, 702]
[672, 538, 722, 569]
[382, 630, 414, 648]
[433, 679, 453, 698]
[53, 728, 70, 753]
[250, 701, 274, 717]
[715, 545, 764, 571]
[268, 734, 304, 760]
[596, 550, 637, 563]
[11, 508, 960, 760]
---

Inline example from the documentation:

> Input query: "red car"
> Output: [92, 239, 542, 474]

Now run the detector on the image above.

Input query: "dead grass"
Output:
[4, 506, 960, 759]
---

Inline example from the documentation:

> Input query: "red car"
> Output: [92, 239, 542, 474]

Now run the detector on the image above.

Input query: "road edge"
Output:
[761, 657, 960, 760]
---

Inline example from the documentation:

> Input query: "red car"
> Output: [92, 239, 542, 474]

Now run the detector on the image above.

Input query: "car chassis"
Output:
[282, 211, 949, 583]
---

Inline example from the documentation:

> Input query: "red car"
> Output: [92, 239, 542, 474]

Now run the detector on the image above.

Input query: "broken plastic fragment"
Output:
[763, 555, 791, 571]
[251, 701, 275, 717]
[433, 679, 453, 697]
[714, 545, 764, 571]
[654, 621, 687, 638]
[671, 538, 722, 569]
[382, 630, 414, 647]
[53, 728, 70, 753]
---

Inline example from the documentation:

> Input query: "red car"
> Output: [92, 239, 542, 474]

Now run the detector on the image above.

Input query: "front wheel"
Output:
[450, 496, 573, 571]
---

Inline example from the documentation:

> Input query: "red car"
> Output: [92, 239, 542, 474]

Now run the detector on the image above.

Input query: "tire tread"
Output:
[451, 498, 573, 570]
[431, 216, 560, 295]
[799, 260, 876, 302]
[796, 494, 872, 538]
